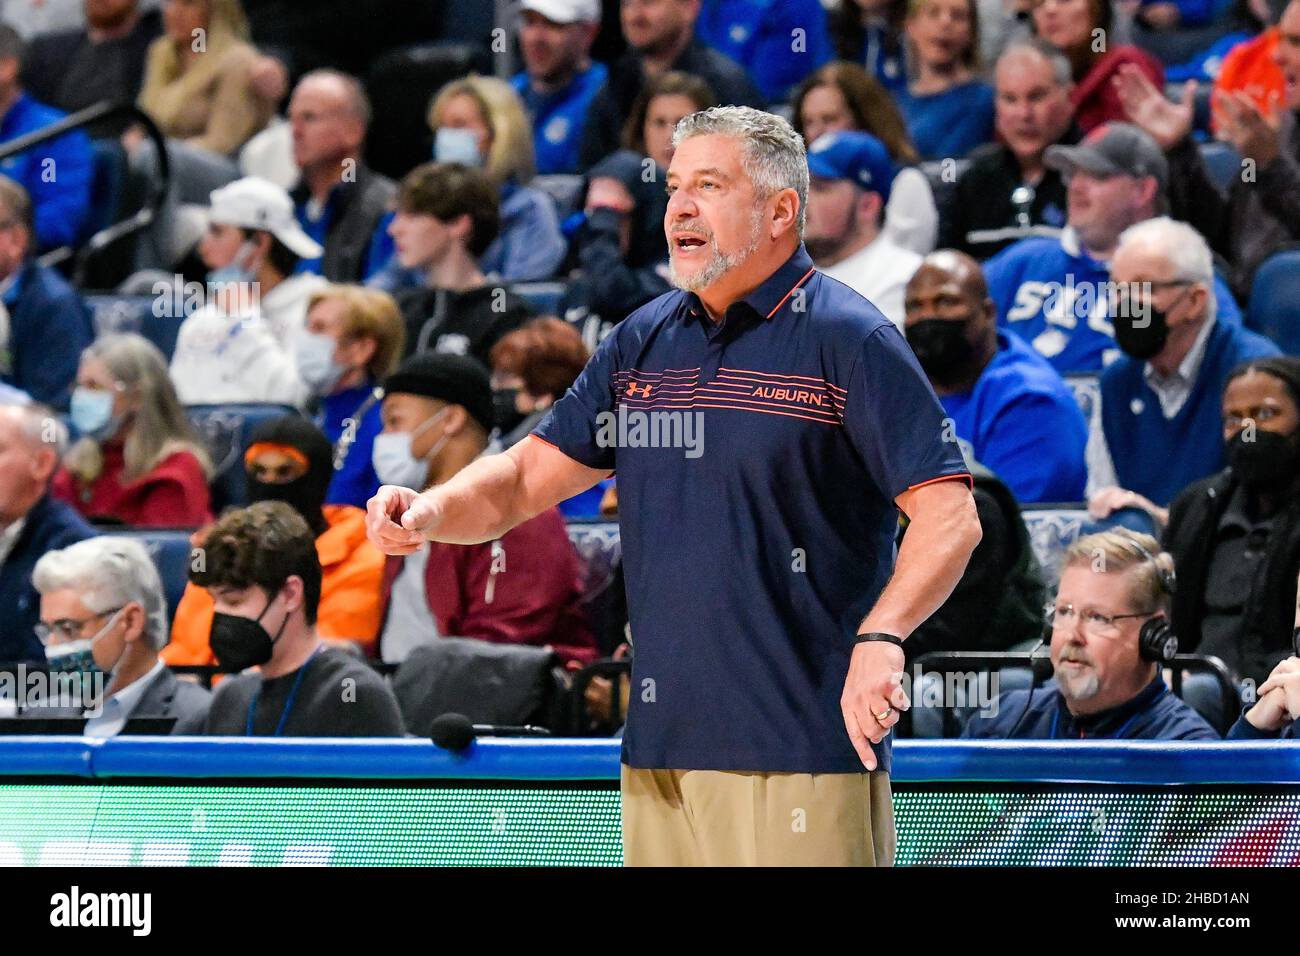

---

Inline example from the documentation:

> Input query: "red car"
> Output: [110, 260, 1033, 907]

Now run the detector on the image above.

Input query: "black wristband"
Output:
[854, 631, 905, 648]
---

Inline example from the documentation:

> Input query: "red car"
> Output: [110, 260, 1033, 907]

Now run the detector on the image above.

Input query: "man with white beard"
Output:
[964, 530, 1219, 740]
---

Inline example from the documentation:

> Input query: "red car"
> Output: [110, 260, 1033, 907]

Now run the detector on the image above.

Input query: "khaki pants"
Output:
[620, 765, 896, 866]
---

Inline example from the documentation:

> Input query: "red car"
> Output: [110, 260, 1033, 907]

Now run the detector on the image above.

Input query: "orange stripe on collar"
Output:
[765, 267, 817, 319]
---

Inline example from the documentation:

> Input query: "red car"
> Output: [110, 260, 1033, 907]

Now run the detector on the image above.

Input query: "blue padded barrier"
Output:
[2, 738, 1299, 785]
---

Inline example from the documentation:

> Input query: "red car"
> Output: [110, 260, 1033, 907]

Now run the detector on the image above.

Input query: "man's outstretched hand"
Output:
[365, 485, 442, 555]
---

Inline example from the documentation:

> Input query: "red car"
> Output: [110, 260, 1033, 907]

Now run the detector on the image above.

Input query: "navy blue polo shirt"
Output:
[534, 245, 970, 773]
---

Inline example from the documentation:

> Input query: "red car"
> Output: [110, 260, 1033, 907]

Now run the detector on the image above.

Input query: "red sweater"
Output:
[380, 506, 598, 667]
[1071, 46, 1165, 134]
[52, 444, 212, 527]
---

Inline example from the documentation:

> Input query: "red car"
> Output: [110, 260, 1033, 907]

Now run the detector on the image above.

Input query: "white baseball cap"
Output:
[519, 0, 601, 24]
[207, 176, 324, 259]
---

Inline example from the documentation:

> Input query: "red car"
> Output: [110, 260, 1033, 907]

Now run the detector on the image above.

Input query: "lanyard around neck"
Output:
[246, 645, 323, 737]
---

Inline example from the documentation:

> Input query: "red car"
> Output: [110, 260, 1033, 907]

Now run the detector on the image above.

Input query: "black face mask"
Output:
[1113, 304, 1171, 360]
[248, 471, 330, 537]
[210, 593, 288, 672]
[493, 388, 527, 434]
[906, 319, 977, 383]
[1228, 428, 1300, 491]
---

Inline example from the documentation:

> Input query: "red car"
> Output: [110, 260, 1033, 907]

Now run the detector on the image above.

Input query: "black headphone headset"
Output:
[1115, 533, 1179, 664]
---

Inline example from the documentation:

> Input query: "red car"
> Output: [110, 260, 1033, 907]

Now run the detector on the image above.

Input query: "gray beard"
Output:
[1055, 664, 1100, 702]
[668, 213, 765, 293]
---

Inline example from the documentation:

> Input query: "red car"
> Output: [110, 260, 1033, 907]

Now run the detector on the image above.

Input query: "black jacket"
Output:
[395, 283, 532, 369]
[0, 495, 95, 664]
[1166, 117, 1300, 304]
[291, 165, 396, 284]
[561, 150, 671, 351]
[1162, 468, 1300, 685]
[938, 128, 1078, 261]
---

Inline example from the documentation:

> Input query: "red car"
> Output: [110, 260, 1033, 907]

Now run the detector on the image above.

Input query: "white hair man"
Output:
[1088, 217, 1280, 521]
[33, 536, 210, 736]
[366, 105, 981, 866]
[0, 401, 95, 665]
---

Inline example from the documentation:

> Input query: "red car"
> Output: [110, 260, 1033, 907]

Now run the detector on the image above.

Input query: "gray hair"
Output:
[997, 38, 1073, 88]
[1117, 216, 1217, 322]
[672, 105, 809, 236]
[0, 401, 67, 457]
[33, 537, 169, 650]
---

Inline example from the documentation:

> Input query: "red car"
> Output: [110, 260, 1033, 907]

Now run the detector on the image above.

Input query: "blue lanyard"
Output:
[246, 645, 323, 737]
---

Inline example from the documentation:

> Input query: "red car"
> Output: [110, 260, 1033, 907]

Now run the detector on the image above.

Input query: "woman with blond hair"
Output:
[52, 334, 213, 528]
[429, 73, 569, 282]
[294, 284, 406, 508]
[128, 0, 281, 270]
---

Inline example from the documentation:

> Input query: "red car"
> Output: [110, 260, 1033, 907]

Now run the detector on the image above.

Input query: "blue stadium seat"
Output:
[86, 293, 188, 361]
[1198, 141, 1243, 193]
[185, 404, 302, 513]
[566, 519, 621, 605]
[1246, 249, 1300, 354]
[511, 281, 568, 316]
[102, 527, 195, 626]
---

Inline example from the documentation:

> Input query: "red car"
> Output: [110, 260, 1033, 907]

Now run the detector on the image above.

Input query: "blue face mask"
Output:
[434, 126, 483, 166]
[295, 331, 348, 397]
[207, 240, 259, 287]
[69, 386, 118, 440]
[371, 407, 451, 489]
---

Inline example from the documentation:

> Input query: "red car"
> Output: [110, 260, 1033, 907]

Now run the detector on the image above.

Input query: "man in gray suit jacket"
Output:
[32, 536, 210, 735]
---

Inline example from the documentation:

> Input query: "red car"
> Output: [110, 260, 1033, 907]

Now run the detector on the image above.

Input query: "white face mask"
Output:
[295, 330, 348, 396]
[371, 406, 451, 488]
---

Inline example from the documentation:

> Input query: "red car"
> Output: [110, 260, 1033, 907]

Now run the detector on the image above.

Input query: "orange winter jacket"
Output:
[162, 504, 385, 664]
[1212, 29, 1285, 135]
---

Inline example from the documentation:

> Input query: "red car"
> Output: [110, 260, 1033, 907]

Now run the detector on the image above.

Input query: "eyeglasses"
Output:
[34, 607, 124, 646]
[1045, 602, 1156, 637]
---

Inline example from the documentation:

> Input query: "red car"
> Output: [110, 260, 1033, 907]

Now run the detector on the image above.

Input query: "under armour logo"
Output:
[625, 382, 652, 398]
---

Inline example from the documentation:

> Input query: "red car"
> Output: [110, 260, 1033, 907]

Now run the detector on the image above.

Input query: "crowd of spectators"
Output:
[0, 0, 1296, 744]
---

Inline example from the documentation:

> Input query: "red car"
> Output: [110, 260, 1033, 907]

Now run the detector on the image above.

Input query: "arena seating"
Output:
[1247, 249, 1300, 354]
[103, 527, 194, 623]
[184, 403, 303, 512]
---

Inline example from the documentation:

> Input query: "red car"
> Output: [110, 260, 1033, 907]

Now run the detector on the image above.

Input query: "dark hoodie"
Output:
[560, 150, 672, 352]
[244, 416, 335, 537]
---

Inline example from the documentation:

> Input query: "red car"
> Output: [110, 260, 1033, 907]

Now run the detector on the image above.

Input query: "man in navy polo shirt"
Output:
[366, 105, 981, 866]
